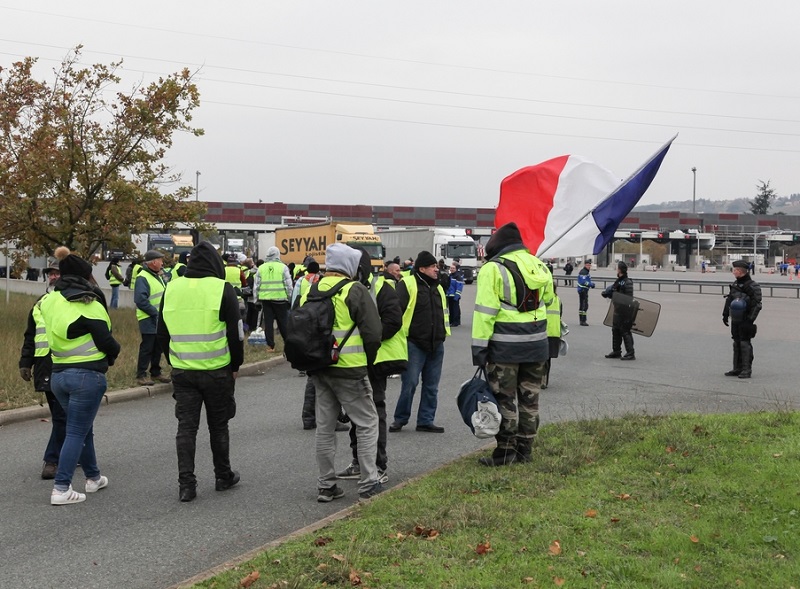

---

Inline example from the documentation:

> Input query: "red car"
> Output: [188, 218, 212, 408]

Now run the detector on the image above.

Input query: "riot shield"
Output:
[602, 292, 661, 337]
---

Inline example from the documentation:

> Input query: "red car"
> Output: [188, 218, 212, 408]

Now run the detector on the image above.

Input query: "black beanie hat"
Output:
[732, 260, 749, 270]
[484, 222, 523, 260]
[414, 250, 437, 270]
[54, 246, 93, 280]
[617, 260, 628, 273]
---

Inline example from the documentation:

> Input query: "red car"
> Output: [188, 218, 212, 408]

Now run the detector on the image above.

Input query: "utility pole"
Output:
[195, 171, 201, 201]
[691, 167, 697, 214]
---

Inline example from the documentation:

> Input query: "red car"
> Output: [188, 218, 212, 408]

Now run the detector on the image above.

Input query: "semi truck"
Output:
[378, 227, 478, 283]
[274, 221, 385, 273]
[132, 233, 195, 258]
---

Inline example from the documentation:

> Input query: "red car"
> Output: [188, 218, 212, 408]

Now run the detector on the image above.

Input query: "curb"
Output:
[0, 357, 284, 428]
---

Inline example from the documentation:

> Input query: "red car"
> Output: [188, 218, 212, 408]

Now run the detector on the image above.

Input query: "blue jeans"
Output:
[393, 341, 444, 427]
[51, 369, 106, 491]
[110, 285, 120, 309]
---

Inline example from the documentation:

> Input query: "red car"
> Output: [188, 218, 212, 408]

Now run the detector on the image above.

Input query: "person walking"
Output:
[18, 259, 67, 480]
[254, 246, 292, 352]
[105, 257, 124, 309]
[389, 250, 450, 433]
[157, 241, 244, 502]
[134, 250, 170, 386]
[563, 261, 574, 286]
[472, 222, 553, 466]
[576, 259, 595, 326]
[602, 261, 636, 360]
[42, 247, 120, 505]
[337, 249, 407, 485]
[722, 260, 762, 379]
[298, 244, 383, 502]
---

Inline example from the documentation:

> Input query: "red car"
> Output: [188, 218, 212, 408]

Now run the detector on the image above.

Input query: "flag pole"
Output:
[537, 134, 678, 257]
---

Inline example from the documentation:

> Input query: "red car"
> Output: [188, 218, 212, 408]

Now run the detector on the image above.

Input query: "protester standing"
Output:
[134, 250, 170, 386]
[18, 260, 66, 480]
[254, 246, 292, 352]
[157, 241, 244, 502]
[43, 247, 120, 505]
[472, 223, 553, 466]
[105, 257, 124, 309]
[389, 250, 450, 433]
[299, 244, 383, 502]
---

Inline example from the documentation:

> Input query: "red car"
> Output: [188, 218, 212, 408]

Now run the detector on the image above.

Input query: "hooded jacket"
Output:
[46, 275, 120, 373]
[157, 241, 244, 372]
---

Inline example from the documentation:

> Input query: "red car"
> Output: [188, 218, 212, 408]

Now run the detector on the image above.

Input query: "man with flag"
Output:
[471, 222, 553, 466]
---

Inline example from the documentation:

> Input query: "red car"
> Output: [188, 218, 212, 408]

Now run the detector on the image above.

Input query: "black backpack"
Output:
[284, 278, 356, 373]
[493, 258, 540, 312]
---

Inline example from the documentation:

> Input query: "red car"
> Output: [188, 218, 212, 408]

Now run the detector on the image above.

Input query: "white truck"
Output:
[378, 227, 478, 283]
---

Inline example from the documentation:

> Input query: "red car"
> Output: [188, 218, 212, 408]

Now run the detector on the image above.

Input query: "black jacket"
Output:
[723, 273, 762, 323]
[396, 271, 447, 353]
[157, 241, 245, 372]
[19, 292, 53, 391]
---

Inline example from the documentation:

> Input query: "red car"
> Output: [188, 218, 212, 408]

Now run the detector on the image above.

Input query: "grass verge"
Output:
[192, 411, 800, 589]
[0, 292, 281, 410]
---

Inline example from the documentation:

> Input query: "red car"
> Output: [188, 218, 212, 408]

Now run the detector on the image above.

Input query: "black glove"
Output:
[19, 367, 32, 381]
[722, 316, 729, 327]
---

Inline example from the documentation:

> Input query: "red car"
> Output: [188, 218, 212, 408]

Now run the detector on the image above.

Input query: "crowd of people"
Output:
[17, 227, 764, 505]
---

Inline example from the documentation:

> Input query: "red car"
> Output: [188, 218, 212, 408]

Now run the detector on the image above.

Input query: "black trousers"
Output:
[172, 369, 236, 488]
[260, 300, 289, 348]
[348, 367, 388, 471]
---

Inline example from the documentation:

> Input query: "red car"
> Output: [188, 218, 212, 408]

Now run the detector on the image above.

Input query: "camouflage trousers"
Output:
[486, 362, 544, 449]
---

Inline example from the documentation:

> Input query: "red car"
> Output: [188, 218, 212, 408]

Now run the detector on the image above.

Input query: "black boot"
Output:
[605, 351, 621, 358]
[621, 333, 635, 360]
[725, 342, 742, 376]
[479, 447, 517, 467]
[738, 340, 753, 378]
[515, 439, 533, 463]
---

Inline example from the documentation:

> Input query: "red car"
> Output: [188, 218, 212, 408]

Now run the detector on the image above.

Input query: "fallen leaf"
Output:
[426, 529, 440, 540]
[476, 541, 492, 555]
[272, 559, 281, 565]
[690, 535, 700, 543]
[40, 418, 50, 422]
[694, 565, 702, 572]
[773, 453, 783, 458]
[577, 550, 586, 557]
[617, 493, 631, 501]
[523, 577, 534, 584]
[666, 446, 675, 453]
[331, 553, 346, 562]
[349, 568, 362, 585]
[316, 563, 328, 571]
[314, 536, 333, 546]
[519, 546, 528, 553]
[554, 577, 565, 586]
[682, 451, 690, 457]
[549, 540, 562, 556]
[239, 570, 260, 588]
[610, 518, 620, 523]
[585, 509, 598, 518]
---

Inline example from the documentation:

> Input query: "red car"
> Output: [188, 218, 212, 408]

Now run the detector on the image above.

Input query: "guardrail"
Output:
[555, 276, 800, 299]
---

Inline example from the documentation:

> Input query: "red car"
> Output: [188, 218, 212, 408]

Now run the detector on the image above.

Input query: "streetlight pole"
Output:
[195, 171, 201, 201]
[691, 167, 697, 214]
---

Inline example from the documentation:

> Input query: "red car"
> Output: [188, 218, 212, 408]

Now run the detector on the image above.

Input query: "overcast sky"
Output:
[2, 1, 799, 210]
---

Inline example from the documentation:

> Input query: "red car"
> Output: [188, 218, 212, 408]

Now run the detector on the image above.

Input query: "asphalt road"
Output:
[1, 283, 799, 589]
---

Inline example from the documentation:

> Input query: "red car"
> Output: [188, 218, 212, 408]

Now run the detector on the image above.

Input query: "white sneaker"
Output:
[378, 469, 389, 484]
[85, 475, 108, 493]
[51, 486, 86, 505]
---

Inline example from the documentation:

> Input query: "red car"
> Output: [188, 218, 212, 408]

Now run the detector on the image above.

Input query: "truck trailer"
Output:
[274, 222, 385, 273]
[378, 227, 478, 283]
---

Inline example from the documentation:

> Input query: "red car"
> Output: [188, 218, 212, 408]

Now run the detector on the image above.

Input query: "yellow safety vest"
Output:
[32, 294, 50, 357]
[108, 264, 122, 286]
[162, 277, 231, 370]
[370, 275, 408, 364]
[136, 270, 166, 321]
[41, 292, 111, 365]
[546, 294, 562, 338]
[258, 261, 288, 300]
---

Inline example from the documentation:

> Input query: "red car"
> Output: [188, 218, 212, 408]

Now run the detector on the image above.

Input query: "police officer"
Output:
[722, 260, 762, 379]
[576, 259, 595, 326]
[602, 261, 636, 360]
[472, 222, 554, 466]
[157, 241, 244, 502]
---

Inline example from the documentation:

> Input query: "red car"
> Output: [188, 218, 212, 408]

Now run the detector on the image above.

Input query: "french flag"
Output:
[495, 136, 676, 259]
